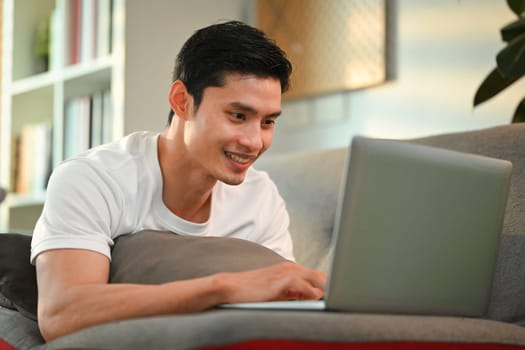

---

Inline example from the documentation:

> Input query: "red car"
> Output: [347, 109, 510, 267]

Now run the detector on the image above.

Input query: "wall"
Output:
[269, 0, 525, 154]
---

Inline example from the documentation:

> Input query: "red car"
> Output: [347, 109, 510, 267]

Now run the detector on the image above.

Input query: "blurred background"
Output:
[0, 0, 523, 231]
[96, 0, 522, 154]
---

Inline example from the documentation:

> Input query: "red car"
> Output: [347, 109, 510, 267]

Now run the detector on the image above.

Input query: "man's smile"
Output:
[225, 151, 253, 164]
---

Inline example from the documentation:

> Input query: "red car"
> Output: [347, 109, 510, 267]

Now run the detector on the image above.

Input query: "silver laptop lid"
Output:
[326, 136, 512, 317]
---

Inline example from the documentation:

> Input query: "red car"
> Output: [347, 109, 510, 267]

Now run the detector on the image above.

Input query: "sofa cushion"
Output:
[0, 229, 287, 323]
[110, 230, 286, 284]
[255, 148, 346, 272]
[486, 233, 525, 323]
[43, 311, 525, 350]
[0, 234, 37, 321]
[0, 306, 43, 350]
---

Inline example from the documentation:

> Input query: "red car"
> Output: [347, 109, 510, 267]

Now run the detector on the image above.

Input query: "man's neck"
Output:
[157, 130, 216, 224]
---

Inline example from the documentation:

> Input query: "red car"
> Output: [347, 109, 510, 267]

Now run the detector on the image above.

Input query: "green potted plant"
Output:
[474, 0, 525, 123]
[34, 15, 50, 73]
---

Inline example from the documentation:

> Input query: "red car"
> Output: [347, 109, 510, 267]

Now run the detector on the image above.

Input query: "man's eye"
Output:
[263, 119, 276, 126]
[231, 113, 246, 120]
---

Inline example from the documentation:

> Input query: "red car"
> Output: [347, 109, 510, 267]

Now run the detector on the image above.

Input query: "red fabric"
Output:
[199, 340, 525, 350]
[0, 339, 16, 350]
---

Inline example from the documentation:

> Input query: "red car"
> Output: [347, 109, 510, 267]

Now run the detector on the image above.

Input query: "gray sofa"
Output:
[1, 123, 524, 349]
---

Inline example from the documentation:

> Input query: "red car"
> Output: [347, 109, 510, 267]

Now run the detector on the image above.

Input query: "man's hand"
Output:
[216, 261, 326, 303]
[36, 250, 326, 342]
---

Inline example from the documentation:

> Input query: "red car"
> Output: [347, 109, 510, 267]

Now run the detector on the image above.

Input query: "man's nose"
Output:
[238, 122, 263, 151]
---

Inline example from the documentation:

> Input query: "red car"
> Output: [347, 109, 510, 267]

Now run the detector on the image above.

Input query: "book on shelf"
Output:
[63, 89, 113, 160]
[64, 95, 91, 159]
[10, 138, 19, 194]
[65, 0, 114, 65]
[97, 0, 113, 58]
[66, 0, 81, 65]
[90, 89, 113, 146]
[15, 123, 52, 195]
[101, 89, 113, 143]
[80, 0, 96, 62]
[91, 90, 104, 147]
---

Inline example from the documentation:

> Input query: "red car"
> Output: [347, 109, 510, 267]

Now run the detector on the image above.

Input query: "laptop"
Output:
[220, 136, 512, 317]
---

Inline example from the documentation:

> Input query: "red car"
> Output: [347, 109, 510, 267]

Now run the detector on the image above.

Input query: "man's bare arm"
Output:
[36, 249, 326, 341]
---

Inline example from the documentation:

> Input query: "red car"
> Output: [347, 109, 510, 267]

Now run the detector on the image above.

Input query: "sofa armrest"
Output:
[44, 311, 525, 350]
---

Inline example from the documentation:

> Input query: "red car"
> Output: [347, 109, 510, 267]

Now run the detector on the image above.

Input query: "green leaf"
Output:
[473, 68, 515, 106]
[511, 97, 525, 123]
[496, 33, 525, 81]
[507, 0, 525, 16]
[501, 18, 525, 42]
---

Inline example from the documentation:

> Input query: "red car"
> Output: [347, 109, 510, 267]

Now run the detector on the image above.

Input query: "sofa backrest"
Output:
[413, 123, 525, 324]
[256, 147, 346, 271]
[412, 123, 525, 237]
[256, 123, 525, 324]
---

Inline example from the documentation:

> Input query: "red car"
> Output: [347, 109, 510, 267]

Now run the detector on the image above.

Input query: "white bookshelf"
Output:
[0, 0, 248, 234]
[0, 0, 125, 233]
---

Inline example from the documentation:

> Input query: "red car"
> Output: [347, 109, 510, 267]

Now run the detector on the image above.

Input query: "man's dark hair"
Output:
[168, 20, 292, 125]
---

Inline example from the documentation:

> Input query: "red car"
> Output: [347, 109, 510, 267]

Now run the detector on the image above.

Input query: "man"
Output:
[31, 21, 326, 341]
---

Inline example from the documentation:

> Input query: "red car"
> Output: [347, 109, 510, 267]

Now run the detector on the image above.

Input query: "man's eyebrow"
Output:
[228, 102, 282, 118]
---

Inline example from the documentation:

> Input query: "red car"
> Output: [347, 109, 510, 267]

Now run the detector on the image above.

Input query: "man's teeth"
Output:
[227, 152, 250, 164]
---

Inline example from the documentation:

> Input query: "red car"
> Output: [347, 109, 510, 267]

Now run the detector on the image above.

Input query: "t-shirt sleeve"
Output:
[31, 160, 121, 264]
[253, 173, 295, 262]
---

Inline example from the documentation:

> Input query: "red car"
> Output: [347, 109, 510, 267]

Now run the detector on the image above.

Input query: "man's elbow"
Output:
[38, 304, 70, 342]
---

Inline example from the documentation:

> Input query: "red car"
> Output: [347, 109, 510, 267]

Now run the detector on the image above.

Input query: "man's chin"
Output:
[220, 174, 246, 186]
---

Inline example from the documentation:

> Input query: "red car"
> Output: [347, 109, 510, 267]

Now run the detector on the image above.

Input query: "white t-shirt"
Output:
[31, 131, 294, 263]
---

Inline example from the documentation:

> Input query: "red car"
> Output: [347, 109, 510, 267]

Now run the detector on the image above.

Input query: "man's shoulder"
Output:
[50, 131, 159, 192]
[62, 131, 158, 169]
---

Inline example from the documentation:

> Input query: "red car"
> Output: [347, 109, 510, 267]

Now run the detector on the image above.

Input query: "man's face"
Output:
[184, 73, 282, 185]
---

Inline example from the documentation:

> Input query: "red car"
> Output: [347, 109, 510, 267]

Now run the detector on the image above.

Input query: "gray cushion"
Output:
[0, 233, 38, 320]
[0, 305, 43, 350]
[487, 233, 525, 323]
[110, 230, 286, 284]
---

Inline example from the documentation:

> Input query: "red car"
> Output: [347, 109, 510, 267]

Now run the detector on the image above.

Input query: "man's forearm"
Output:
[39, 276, 225, 341]
[38, 256, 325, 342]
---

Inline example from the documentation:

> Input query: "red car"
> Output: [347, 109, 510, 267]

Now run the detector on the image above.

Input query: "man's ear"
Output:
[168, 80, 193, 120]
